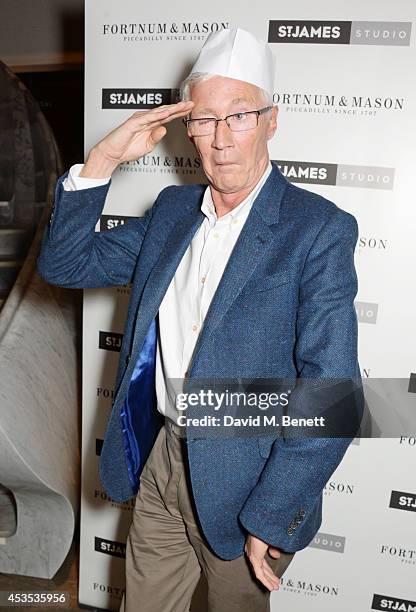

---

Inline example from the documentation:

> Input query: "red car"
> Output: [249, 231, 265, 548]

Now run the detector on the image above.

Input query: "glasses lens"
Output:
[188, 118, 217, 136]
[228, 112, 257, 132]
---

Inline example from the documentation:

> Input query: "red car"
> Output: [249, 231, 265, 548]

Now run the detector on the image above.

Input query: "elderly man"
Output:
[37, 27, 362, 612]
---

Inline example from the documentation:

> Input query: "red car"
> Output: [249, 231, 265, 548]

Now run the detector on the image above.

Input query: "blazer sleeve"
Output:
[238, 208, 364, 551]
[36, 171, 166, 288]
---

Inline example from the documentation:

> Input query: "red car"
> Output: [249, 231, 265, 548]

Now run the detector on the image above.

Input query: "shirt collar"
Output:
[200, 161, 273, 226]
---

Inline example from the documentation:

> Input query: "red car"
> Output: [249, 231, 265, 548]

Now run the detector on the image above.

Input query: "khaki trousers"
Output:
[119, 419, 295, 612]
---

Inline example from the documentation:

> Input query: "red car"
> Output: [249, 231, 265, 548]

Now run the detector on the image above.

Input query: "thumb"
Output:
[149, 125, 167, 146]
[268, 546, 281, 559]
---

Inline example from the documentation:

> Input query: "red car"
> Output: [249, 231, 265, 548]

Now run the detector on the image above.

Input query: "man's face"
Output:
[187, 75, 277, 195]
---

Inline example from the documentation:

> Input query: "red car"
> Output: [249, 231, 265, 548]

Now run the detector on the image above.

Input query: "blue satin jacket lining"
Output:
[119, 316, 163, 494]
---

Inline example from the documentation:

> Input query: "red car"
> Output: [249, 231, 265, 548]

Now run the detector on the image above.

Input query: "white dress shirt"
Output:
[63, 161, 273, 421]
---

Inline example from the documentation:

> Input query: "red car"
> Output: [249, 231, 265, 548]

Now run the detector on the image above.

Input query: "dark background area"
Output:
[1, 0, 85, 170]
[0, 2, 88, 609]
[19, 68, 84, 170]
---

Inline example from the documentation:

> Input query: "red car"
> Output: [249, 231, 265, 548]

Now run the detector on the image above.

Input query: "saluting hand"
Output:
[80, 100, 195, 178]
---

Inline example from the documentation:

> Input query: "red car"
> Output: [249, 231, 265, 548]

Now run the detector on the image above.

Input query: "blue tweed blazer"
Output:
[37, 162, 363, 560]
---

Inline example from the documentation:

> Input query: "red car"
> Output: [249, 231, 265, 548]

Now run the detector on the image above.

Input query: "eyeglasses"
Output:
[182, 106, 273, 136]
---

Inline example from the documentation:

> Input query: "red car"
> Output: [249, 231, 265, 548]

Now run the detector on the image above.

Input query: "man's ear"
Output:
[267, 105, 278, 141]
[184, 120, 194, 144]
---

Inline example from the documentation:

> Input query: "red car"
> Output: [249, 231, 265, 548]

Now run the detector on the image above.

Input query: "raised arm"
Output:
[36, 100, 194, 289]
[36, 173, 162, 288]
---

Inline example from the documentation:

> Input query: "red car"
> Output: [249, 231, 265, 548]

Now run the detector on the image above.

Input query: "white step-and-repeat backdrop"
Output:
[79, 1, 415, 610]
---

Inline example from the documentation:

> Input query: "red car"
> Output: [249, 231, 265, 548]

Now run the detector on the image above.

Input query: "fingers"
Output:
[142, 104, 193, 123]
[130, 100, 194, 127]
[251, 557, 280, 592]
[148, 125, 167, 147]
[244, 534, 279, 591]
[152, 100, 194, 114]
[262, 558, 280, 589]
[124, 101, 193, 139]
[244, 535, 282, 592]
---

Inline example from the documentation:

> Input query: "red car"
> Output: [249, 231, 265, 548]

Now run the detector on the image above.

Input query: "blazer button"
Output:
[298, 509, 306, 517]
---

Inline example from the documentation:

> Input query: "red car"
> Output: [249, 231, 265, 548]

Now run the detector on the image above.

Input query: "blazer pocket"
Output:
[242, 270, 290, 294]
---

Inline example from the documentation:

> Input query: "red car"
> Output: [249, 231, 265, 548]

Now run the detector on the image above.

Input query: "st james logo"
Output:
[100, 215, 132, 231]
[371, 593, 416, 611]
[274, 160, 394, 190]
[102, 88, 176, 109]
[268, 21, 412, 46]
[389, 490, 416, 512]
[99, 331, 123, 352]
[95, 536, 126, 558]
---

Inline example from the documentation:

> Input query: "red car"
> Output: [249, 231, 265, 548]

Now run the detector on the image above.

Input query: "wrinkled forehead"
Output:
[190, 75, 263, 112]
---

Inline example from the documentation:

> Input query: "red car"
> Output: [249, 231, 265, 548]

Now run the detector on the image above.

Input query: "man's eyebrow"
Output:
[230, 97, 251, 106]
[193, 107, 215, 116]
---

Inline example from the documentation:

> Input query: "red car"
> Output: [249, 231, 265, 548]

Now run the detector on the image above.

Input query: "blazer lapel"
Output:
[131, 205, 205, 352]
[186, 210, 275, 377]
[187, 164, 288, 375]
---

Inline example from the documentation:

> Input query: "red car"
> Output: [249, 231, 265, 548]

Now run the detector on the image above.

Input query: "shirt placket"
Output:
[199, 215, 232, 323]
[181, 212, 228, 375]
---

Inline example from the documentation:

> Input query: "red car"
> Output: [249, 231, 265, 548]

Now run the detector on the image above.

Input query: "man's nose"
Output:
[212, 119, 234, 149]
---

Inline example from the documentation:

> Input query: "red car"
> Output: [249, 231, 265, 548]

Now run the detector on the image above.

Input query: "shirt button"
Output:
[233, 218, 238, 224]
[213, 232, 219, 239]
[201, 276, 206, 283]
[192, 324, 198, 331]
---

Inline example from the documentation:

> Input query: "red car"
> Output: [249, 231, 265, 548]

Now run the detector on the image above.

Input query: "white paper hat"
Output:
[187, 27, 275, 96]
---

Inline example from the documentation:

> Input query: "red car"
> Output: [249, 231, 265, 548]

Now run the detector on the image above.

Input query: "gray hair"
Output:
[179, 71, 273, 107]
